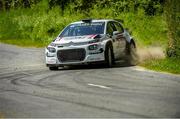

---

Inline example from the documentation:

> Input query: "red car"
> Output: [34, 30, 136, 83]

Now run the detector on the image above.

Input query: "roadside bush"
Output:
[0, 0, 167, 47]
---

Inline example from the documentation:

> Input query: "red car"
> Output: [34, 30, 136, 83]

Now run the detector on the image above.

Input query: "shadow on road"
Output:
[54, 60, 134, 71]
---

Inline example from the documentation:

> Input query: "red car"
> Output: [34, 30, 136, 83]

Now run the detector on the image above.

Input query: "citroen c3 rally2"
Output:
[45, 19, 137, 70]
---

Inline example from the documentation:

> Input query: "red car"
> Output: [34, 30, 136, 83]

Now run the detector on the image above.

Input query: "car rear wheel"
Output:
[126, 43, 138, 66]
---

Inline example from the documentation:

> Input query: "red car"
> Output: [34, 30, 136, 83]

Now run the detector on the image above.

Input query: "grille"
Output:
[57, 49, 86, 62]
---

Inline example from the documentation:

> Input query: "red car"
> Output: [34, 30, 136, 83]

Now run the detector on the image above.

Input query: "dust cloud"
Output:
[137, 47, 165, 62]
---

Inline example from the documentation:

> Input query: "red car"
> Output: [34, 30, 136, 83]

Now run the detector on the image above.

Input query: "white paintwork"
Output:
[45, 19, 132, 67]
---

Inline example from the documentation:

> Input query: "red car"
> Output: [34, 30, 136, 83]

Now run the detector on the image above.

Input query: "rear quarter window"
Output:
[114, 22, 124, 33]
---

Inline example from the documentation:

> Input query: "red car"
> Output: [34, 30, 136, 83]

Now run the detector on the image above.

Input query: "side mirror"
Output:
[113, 31, 120, 36]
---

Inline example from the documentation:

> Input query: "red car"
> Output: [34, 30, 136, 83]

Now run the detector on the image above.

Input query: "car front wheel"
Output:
[105, 45, 113, 68]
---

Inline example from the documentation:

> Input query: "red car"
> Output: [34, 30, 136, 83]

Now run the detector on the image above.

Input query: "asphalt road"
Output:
[0, 43, 180, 118]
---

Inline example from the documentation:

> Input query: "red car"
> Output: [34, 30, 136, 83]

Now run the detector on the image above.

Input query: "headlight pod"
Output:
[47, 47, 56, 53]
[46, 52, 56, 57]
[88, 44, 99, 50]
[50, 43, 57, 47]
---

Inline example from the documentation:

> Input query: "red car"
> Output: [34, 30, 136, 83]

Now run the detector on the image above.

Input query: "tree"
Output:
[165, 0, 180, 57]
[49, 0, 71, 15]
[0, 0, 40, 10]
[0, 0, 4, 11]
[23, 0, 30, 8]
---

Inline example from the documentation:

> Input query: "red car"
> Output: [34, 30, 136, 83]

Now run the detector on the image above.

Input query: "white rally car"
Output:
[45, 19, 137, 70]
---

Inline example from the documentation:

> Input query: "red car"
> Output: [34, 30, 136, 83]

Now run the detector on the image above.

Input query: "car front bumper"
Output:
[45, 43, 105, 67]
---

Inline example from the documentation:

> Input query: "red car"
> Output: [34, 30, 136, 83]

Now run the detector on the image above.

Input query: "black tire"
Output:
[49, 67, 58, 70]
[125, 43, 138, 66]
[105, 44, 114, 68]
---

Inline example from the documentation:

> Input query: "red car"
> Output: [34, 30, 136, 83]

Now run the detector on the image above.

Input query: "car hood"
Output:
[53, 35, 102, 44]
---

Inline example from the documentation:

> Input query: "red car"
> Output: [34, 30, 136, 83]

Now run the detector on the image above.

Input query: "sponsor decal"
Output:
[61, 36, 86, 40]
[81, 22, 104, 26]
[88, 34, 97, 39]
[70, 22, 104, 27]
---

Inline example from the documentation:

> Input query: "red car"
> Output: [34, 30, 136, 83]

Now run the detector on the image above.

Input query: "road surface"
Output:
[0, 43, 180, 118]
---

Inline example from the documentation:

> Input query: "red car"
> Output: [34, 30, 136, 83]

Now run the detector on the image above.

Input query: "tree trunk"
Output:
[165, 0, 180, 57]
[23, 0, 30, 8]
[0, 0, 4, 11]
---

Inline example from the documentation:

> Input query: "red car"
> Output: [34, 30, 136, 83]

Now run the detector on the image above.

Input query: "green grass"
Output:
[140, 58, 180, 74]
[0, 1, 168, 48]
[0, 39, 46, 47]
[1, 1, 179, 74]
[0, 3, 85, 47]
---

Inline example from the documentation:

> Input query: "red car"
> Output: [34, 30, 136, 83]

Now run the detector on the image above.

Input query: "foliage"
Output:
[0, 0, 165, 15]
[0, 0, 179, 74]
[165, 0, 180, 58]
[141, 57, 180, 74]
[0, 1, 168, 47]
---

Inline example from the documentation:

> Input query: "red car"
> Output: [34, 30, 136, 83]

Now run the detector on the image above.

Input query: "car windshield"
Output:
[59, 22, 105, 37]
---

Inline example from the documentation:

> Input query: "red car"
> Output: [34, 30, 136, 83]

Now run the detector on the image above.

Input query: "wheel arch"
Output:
[105, 40, 113, 48]
[126, 38, 136, 54]
[102, 38, 113, 50]
[104, 40, 115, 63]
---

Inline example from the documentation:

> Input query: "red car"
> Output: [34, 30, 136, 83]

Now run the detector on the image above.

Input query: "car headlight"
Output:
[46, 52, 56, 57]
[47, 47, 56, 53]
[88, 44, 99, 50]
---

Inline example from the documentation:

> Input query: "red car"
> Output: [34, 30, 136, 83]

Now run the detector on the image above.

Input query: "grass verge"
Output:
[0, 1, 168, 48]
[1, 1, 179, 74]
[140, 58, 180, 74]
[0, 39, 46, 47]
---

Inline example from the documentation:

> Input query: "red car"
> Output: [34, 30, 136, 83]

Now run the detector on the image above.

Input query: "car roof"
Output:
[71, 19, 115, 24]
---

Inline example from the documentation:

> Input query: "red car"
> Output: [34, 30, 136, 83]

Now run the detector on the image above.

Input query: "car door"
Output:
[113, 21, 126, 58]
[106, 21, 119, 59]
